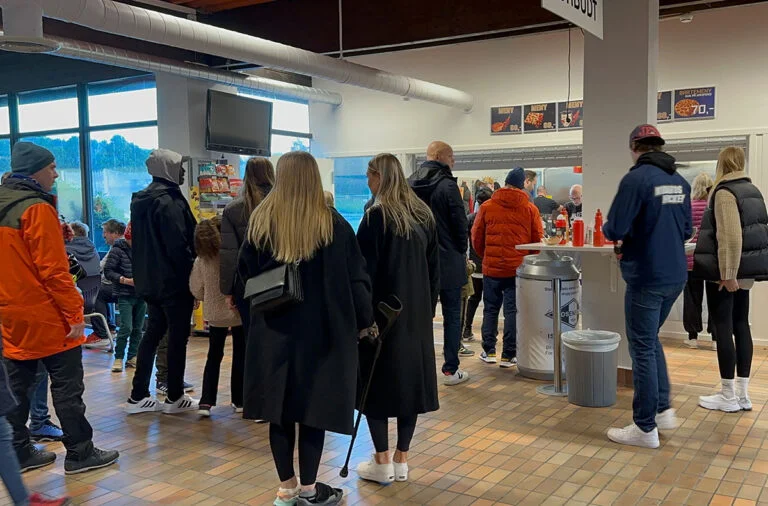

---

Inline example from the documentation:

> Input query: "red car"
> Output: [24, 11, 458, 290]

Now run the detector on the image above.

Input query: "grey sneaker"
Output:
[459, 346, 475, 357]
[64, 447, 119, 475]
[19, 447, 56, 473]
[297, 482, 343, 505]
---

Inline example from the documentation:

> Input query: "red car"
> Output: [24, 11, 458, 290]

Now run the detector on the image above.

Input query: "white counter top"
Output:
[516, 242, 697, 254]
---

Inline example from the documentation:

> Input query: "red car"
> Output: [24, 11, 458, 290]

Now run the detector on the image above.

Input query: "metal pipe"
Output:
[552, 277, 563, 393]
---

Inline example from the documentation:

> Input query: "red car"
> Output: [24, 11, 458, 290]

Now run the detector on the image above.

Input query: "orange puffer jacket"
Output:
[471, 187, 543, 278]
[0, 177, 85, 361]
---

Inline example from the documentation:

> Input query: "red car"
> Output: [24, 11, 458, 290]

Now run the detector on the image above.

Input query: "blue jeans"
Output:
[481, 276, 517, 358]
[440, 287, 463, 375]
[625, 283, 685, 432]
[0, 416, 29, 506]
[28, 364, 49, 432]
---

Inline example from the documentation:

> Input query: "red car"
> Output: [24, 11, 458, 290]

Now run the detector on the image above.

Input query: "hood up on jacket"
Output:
[131, 179, 186, 217]
[633, 151, 677, 175]
[489, 187, 533, 209]
[146, 148, 186, 185]
[408, 160, 455, 202]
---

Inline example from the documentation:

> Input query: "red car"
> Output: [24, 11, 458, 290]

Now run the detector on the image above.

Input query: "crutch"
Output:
[340, 295, 403, 478]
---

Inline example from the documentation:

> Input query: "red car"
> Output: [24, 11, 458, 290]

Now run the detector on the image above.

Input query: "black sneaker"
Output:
[156, 381, 168, 395]
[19, 446, 56, 473]
[459, 346, 475, 357]
[297, 482, 343, 505]
[64, 447, 119, 475]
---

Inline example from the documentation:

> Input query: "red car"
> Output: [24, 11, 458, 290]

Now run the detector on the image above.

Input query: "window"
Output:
[271, 134, 310, 156]
[90, 126, 156, 251]
[0, 95, 9, 136]
[19, 134, 83, 221]
[0, 139, 10, 175]
[333, 157, 371, 229]
[88, 77, 158, 127]
[238, 90, 311, 160]
[18, 87, 79, 133]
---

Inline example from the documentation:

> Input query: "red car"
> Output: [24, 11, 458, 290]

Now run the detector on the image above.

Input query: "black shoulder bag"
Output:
[243, 261, 303, 312]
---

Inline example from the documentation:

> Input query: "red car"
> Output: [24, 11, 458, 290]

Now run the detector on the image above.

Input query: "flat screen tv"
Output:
[205, 90, 273, 156]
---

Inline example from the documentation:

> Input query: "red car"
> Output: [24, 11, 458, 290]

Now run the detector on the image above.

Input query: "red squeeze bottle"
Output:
[555, 211, 568, 245]
[572, 217, 585, 247]
[593, 209, 605, 247]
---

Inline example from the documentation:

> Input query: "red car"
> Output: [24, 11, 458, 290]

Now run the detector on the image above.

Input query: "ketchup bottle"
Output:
[555, 211, 568, 245]
[593, 209, 605, 247]
[572, 217, 585, 247]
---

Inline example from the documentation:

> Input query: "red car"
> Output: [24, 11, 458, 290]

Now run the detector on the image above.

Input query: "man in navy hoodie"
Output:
[603, 125, 692, 449]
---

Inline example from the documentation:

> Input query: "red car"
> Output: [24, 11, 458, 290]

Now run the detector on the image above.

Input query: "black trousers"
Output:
[200, 325, 245, 407]
[709, 288, 753, 379]
[367, 415, 418, 453]
[130, 296, 194, 402]
[92, 282, 117, 338]
[683, 272, 715, 339]
[463, 277, 483, 337]
[270, 423, 325, 485]
[5, 346, 94, 462]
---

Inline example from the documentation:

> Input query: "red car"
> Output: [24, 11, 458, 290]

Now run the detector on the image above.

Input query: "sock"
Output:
[721, 378, 736, 399]
[736, 376, 750, 399]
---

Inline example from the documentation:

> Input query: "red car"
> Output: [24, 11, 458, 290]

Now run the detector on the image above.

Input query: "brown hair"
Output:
[242, 157, 275, 216]
[716, 146, 746, 180]
[524, 170, 537, 182]
[631, 141, 664, 154]
[102, 218, 126, 236]
[69, 221, 89, 237]
[194, 215, 222, 260]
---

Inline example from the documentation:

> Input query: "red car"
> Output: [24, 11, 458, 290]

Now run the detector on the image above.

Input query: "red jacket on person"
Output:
[472, 187, 543, 278]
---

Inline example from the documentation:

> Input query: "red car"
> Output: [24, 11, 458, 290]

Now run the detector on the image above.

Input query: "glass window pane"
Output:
[334, 157, 371, 229]
[239, 91, 310, 133]
[88, 78, 157, 127]
[18, 87, 78, 133]
[19, 134, 83, 221]
[90, 126, 156, 251]
[0, 96, 9, 135]
[271, 134, 310, 157]
[0, 138, 10, 174]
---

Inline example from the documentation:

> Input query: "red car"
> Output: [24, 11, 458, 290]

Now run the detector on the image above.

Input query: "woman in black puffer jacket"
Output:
[219, 158, 274, 330]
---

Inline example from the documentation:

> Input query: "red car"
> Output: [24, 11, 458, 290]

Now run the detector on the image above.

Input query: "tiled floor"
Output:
[3, 329, 768, 505]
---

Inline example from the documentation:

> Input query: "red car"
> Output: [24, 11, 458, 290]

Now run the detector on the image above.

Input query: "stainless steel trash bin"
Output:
[562, 330, 621, 407]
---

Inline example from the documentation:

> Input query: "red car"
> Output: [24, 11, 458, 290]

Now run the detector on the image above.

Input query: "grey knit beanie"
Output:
[11, 142, 55, 176]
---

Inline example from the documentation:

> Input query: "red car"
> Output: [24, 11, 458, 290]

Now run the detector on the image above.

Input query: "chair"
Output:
[77, 275, 114, 353]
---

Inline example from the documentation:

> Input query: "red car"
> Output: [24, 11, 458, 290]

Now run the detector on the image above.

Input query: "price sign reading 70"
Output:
[674, 88, 716, 120]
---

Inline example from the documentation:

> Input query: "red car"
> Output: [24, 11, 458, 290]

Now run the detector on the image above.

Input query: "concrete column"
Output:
[581, 0, 659, 369]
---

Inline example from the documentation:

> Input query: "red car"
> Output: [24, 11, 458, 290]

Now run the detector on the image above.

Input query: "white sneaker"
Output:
[684, 339, 698, 349]
[699, 393, 741, 413]
[198, 405, 211, 417]
[162, 394, 199, 414]
[356, 457, 394, 485]
[111, 359, 123, 373]
[443, 369, 470, 386]
[500, 356, 517, 369]
[232, 404, 244, 414]
[738, 397, 753, 411]
[479, 351, 497, 364]
[607, 423, 659, 449]
[125, 397, 161, 414]
[655, 409, 679, 431]
[710, 340, 717, 351]
[85, 338, 112, 350]
[394, 462, 408, 482]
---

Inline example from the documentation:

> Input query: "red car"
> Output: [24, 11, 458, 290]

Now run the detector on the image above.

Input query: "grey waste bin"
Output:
[562, 330, 621, 407]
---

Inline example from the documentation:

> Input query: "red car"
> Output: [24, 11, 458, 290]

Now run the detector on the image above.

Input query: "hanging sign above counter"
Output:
[542, 0, 603, 40]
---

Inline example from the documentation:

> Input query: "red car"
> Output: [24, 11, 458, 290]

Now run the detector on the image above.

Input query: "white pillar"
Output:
[581, 0, 659, 370]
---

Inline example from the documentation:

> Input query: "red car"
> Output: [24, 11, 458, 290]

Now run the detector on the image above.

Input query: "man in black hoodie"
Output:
[409, 141, 471, 386]
[126, 149, 198, 415]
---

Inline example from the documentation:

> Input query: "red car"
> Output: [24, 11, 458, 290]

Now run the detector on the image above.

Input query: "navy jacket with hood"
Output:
[603, 151, 692, 288]
[409, 160, 468, 290]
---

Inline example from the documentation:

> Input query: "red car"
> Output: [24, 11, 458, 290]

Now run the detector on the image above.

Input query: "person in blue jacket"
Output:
[603, 124, 692, 449]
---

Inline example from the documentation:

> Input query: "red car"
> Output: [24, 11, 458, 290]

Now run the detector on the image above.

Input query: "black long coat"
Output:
[238, 211, 374, 435]
[356, 207, 440, 419]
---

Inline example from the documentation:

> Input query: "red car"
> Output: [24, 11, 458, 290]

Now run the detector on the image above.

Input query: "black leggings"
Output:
[367, 415, 418, 453]
[200, 325, 245, 407]
[463, 277, 483, 335]
[270, 423, 325, 485]
[710, 288, 752, 379]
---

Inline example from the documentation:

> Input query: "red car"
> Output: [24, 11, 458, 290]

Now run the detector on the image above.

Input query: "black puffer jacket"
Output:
[220, 184, 272, 298]
[131, 178, 197, 302]
[103, 239, 136, 298]
[409, 161, 468, 290]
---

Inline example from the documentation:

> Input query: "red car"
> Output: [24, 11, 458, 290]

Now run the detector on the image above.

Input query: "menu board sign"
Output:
[490, 106, 523, 135]
[657, 91, 673, 123]
[523, 102, 557, 132]
[674, 87, 716, 120]
[557, 100, 583, 130]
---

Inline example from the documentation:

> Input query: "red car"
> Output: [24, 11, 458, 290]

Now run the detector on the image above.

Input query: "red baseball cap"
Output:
[124, 222, 132, 240]
[629, 124, 665, 147]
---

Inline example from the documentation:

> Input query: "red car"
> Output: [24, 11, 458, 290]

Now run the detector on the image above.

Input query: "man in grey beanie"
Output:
[126, 149, 199, 415]
[0, 142, 119, 474]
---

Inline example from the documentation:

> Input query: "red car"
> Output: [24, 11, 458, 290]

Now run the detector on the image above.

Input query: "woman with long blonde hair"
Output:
[683, 172, 715, 349]
[694, 147, 768, 413]
[238, 151, 373, 506]
[354, 153, 439, 485]
[220, 157, 274, 330]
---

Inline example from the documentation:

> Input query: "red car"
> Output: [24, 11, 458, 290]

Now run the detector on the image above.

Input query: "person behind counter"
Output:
[533, 186, 560, 217]
[523, 170, 537, 201]
[564, 184, 582, 219]
[604, 124, 691, 449]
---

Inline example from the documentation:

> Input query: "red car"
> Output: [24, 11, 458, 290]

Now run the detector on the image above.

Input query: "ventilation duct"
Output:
[29, 0, 474, 112]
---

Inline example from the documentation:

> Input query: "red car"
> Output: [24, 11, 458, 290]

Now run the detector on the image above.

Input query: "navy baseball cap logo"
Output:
[630, 124, 665, 147]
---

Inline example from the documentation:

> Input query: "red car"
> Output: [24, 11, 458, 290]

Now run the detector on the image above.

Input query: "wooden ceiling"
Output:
[166, 0, 274, 13]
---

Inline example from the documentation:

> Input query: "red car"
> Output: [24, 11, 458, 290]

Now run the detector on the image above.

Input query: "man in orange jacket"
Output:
[472, 168, 543, 368]
[0, 142, 118, 475]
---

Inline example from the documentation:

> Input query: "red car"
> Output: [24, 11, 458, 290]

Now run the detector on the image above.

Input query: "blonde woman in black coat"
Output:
[355, 153, 440, 485]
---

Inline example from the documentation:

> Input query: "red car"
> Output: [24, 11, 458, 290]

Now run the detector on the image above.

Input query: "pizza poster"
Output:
[673, 87, 716, 120]
[523, 102, 557, 132]
[657, 91, 673, 122]
[557, 100, 583, 130]
[490, 106, 523, 135]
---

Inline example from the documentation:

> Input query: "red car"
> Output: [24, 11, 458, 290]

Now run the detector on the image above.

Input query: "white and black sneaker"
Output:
[163, 394, 199, 414]
[125, 396, 161, 414]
